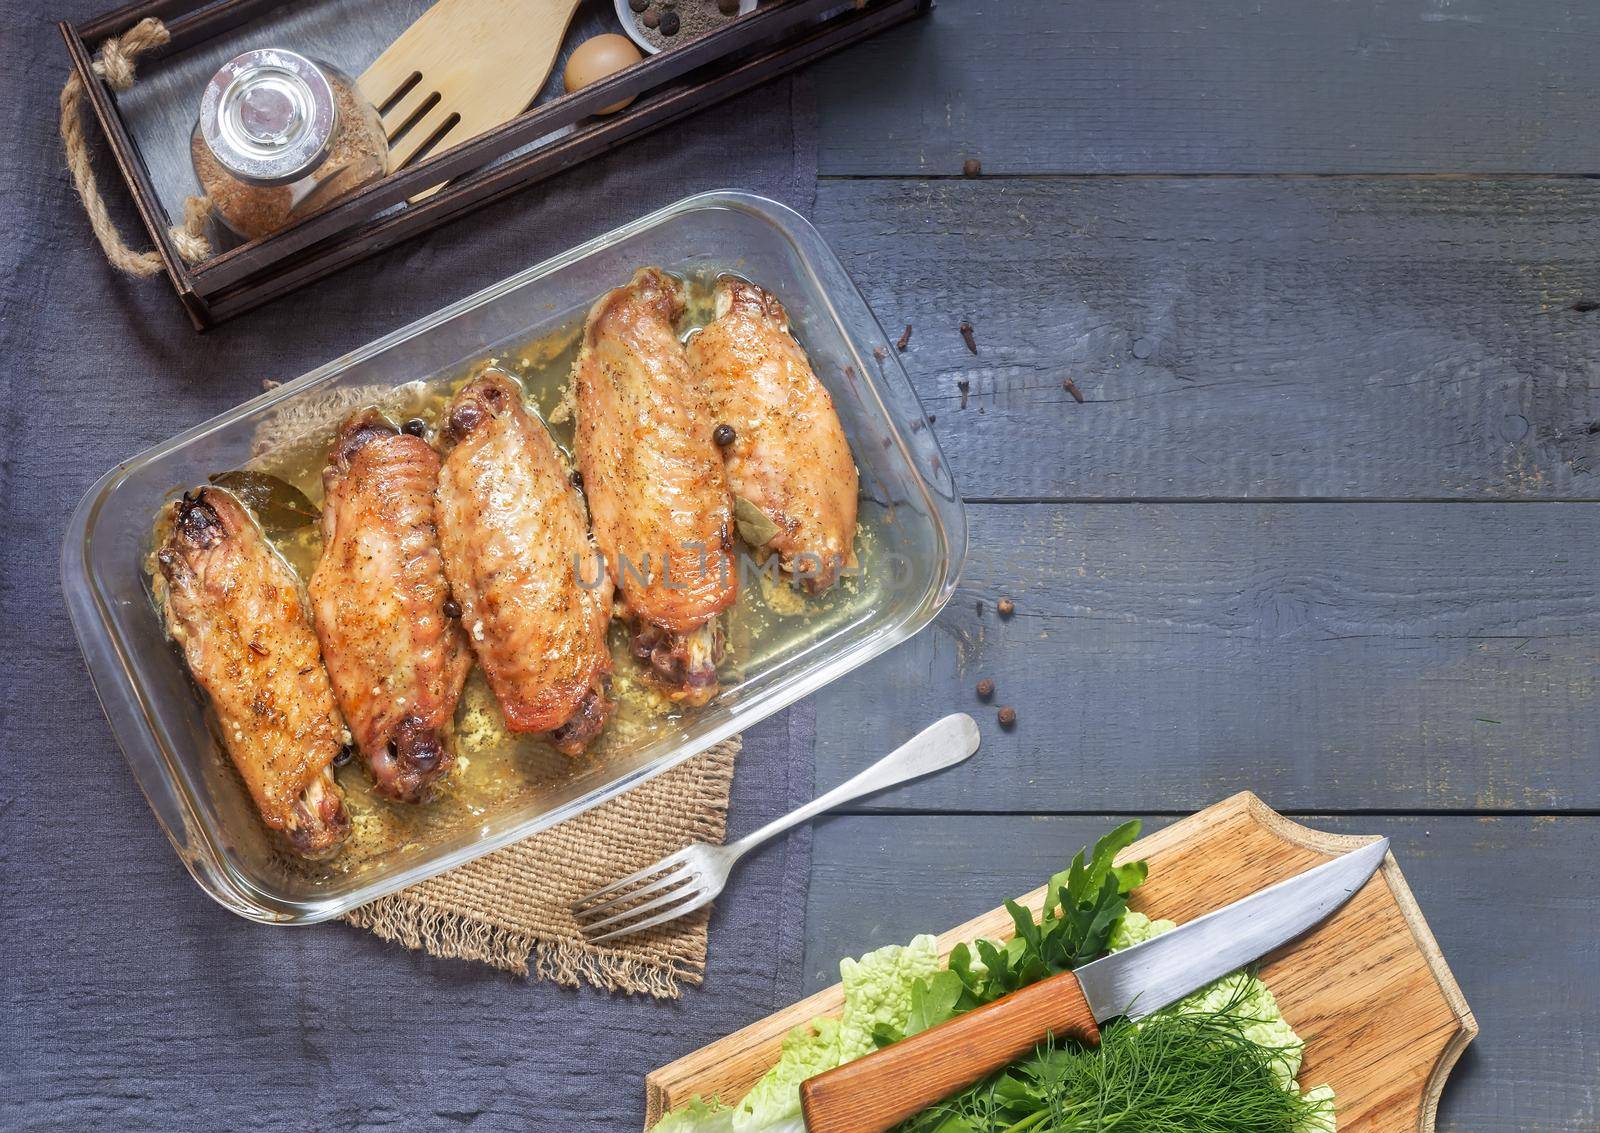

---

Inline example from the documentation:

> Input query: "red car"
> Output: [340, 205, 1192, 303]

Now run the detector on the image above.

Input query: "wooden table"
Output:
[798, 3, 1600, 1129]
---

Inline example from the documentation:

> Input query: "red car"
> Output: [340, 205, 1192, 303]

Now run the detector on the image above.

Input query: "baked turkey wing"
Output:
[436, 371, 614, 753]
[311, 411, 470, 802]
[154, 488, 350, 859]
[574, 267, 737, 704]
[687, 275, 859, 592]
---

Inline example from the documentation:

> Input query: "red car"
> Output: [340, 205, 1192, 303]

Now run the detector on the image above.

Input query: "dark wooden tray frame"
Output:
[61, 0, 929, 328]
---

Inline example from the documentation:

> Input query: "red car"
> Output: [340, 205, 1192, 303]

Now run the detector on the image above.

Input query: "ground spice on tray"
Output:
[634, 0, 744, 51]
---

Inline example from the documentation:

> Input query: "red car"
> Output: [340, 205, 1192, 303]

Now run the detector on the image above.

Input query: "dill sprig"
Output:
[898, 980, 1333, 1133]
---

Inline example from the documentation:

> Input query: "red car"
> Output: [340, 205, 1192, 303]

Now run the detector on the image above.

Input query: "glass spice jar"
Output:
[192, 49, 388, 242]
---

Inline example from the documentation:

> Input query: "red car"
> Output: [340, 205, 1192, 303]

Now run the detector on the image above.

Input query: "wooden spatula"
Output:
[359, 0, 583, 179]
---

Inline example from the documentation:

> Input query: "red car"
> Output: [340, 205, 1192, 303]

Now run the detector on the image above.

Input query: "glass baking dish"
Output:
[62, 190, 965, 925]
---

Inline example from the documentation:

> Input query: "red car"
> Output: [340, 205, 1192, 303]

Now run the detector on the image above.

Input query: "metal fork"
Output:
[571, 713, 981, 944]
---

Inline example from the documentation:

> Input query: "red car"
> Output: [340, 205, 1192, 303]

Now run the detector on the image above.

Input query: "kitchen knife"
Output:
[798, 837, 1390, 1133]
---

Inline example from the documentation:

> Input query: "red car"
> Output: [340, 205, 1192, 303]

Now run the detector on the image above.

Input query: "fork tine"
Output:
[572, 850, 690, 911]
[585, 890, 716, 945]
[376, 76, 429, 131]
[573, 863, 696, 923]
[577, 875, 704, 938]
[388, 100, 452, 168]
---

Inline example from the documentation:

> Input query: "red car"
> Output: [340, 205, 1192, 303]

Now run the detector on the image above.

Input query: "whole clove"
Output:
[959, 322, 977, 354]
[1063, 378, 1085, 404]
[958, 378, 970, 408]
[897, 324, 913, 351]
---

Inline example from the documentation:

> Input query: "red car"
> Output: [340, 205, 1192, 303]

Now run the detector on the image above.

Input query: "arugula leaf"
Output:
[974, 939, 1014, 998]
[947, 942, 977, 990]
[904, 970, 968, 1037]
[1113, 858, 1149, 894]
[895, 822, 1147, 1035]
[1005, 898, 1043, 957]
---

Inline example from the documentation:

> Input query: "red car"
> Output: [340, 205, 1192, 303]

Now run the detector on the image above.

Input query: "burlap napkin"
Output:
[345, 738, 739, 997]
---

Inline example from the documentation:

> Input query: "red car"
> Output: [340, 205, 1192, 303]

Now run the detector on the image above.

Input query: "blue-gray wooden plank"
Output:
[812, 177, 1600, 501]
[814, 0, 1600, 175]
[803, 813, 1599, 1132]
[812, 501, 1600, 812]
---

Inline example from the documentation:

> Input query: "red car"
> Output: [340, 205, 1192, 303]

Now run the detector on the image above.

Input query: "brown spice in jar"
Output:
[636, 0, 740, 52]
[195, 71, 387, 243]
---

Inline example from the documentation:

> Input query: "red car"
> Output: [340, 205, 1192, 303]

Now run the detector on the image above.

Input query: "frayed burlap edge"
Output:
[345, 738, 738, 998]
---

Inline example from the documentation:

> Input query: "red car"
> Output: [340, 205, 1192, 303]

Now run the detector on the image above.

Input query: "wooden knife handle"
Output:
[799, 969, 1101, 1133]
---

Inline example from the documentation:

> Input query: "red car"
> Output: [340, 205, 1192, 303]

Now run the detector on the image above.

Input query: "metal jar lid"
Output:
[199, 49, 338, 185]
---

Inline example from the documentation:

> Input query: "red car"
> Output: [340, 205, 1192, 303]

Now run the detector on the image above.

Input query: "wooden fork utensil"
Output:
[359, 0, 583, 193]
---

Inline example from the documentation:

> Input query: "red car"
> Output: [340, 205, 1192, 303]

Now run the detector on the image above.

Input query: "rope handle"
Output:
[59, 17, 213, 277]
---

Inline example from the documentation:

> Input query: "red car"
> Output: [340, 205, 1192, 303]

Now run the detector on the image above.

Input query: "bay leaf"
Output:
[733, 495, 779, 547]
[208, 470, 320, 532]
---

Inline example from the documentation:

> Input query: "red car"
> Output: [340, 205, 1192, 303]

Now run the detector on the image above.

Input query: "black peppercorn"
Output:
[997, 597, 1015, 617]
[443, 599, 462, 619]
[713, 423, 736, 446]
[402, 417, 428, 437]
[569, 469, 584, 489]
[334, 743, 355, 767]
[976, 678, 995, 701]
[630, 0, 649, 9]
[998, 705, 1017, 729]
[660, 9, 680, 34]
[718, 0, 740, 12]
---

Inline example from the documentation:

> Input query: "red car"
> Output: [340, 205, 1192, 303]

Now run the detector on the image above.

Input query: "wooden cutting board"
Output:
[645, 792, 1477, 1132]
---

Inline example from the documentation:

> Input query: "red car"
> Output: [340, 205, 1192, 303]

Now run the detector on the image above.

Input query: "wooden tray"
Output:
[646, 792, 1477, 1132]
[60, 0, 928, 328]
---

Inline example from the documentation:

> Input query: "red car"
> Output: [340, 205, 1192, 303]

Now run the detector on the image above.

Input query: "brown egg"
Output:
[564, 34, 643, 114]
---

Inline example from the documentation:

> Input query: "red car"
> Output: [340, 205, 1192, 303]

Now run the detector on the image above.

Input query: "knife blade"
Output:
[799, 837, 1390, 1133]
[1076, 836, 1389, 1022]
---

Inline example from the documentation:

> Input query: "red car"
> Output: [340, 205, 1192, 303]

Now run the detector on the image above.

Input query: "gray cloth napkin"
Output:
[2, 2, 818, 1127]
